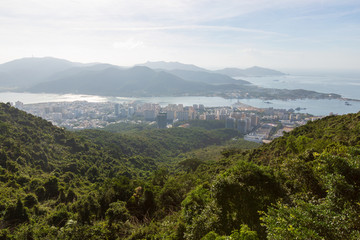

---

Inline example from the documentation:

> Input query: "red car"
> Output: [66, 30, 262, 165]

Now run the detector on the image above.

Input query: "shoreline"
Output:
[2, 90, 359, 102]
[1, 92, 359, 116]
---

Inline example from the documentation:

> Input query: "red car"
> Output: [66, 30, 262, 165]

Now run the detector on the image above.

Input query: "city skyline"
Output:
[1, 0, 360, 71]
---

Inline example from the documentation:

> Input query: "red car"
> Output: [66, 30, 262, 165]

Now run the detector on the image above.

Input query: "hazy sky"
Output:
[1, 0, 360, 70]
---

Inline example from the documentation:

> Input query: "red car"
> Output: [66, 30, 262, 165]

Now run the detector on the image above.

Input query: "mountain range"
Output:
[138, 61, 287, 77]
[0, 58, 284, 90]
[0, 57, 254, 95]
[0, 57, 82, 88]
[29, 66, 216, 96]
[0, 57, 342, 100]
[214, 66, 286, 77]
[136, 61, 209, 72]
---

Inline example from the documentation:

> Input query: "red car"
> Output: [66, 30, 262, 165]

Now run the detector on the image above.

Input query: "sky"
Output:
[1, 0, 360, 70]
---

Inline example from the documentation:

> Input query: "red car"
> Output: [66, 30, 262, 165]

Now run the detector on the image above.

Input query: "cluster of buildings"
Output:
[13, 100, 318, 143]
[16, 101, 115, 129]
[224, 112, 259, 134]
[114, 102, 207, 122]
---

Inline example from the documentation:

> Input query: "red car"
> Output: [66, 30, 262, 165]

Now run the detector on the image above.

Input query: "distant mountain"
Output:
[27, 65, 336, 100]
[0, 57, 253, 97]
[242, 66, 286, 76]
[214, 68, 248, 77]
[0, 57, 83, 87]
[137, 61, 209, 72]
[168, 69, 250, 85]
[138, 62, 286, 77]
[28, 66, 216, 97]
[215, 66, 286, 77]
[0, 57, 286, 93]
[0, 71, 14, 89]
[46, 63, 123, 82]
[0, 57, 340, 100]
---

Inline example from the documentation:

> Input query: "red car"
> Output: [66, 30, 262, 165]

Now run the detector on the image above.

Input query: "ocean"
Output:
[238, 71, 360, 100]
[0, 72, 359, 116]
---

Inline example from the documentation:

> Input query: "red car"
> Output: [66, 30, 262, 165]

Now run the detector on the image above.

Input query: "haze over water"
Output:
[240, 71, 360, 100]
[1, 92, 360, 117]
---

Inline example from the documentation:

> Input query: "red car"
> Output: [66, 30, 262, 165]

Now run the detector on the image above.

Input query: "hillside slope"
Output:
[129, 113, 360, 239]
[0, 103, 250, 239]
[28, 66, 216, 97]
[1, 102, 359, 239]
[0, 57, 82, 88]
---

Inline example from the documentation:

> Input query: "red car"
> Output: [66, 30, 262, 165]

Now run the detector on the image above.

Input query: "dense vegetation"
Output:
[78, 127, 242, 161]
[1, 102, 360, 239]
[0, 103, 248, 239]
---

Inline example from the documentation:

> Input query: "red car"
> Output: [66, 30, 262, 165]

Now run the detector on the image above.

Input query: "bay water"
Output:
[0, 72, 359, 116]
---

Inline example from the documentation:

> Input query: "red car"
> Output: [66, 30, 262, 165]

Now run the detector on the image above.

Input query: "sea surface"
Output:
[238, 71, 360, 100]
[0, 72, 359, 116]
[0, 92, 359, 116]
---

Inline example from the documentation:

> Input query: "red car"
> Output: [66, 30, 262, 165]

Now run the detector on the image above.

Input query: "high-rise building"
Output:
[206, 114, 216, 121]
[245, 117, 252, 132]
[144, 110, 156, 121]
[128, 107, 135, 118]
[189, 111, 196, 120]
[231, 111, 242, 119]
[166, 111, 175, 123]
[250, 114, 259, 127]
[114, 103, 120, 116]
[176, 111, 189, 121]
[225, 118, 235, 129]
[157, 112, 167, 129]
[120, 109, 127, 117]
[237, 119, 247, 134]
[218, 114, 227, 120]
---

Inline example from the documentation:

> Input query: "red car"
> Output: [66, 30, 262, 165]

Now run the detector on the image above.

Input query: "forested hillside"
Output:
[0, 103, 360, 239]
[0, 103, 248, 239]
[125, 113, 360, 239]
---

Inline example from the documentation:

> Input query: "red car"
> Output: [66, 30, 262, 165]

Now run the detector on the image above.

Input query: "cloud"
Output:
[74, 25, 285, 37]
[2, 0, 346, 25]
[0, 0, 359, 70]
[291, 7, 360, 21]
[112, 39, 144, 49]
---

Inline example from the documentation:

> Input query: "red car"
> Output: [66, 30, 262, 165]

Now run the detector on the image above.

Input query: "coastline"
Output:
[1, 91, 359, 116]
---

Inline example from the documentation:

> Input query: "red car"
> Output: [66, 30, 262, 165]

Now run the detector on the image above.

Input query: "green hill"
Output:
[1, 102, 360, 239]
[78, 127, 242, 161]
[0, 103, 250, 239]
[128, 113, 360, 239]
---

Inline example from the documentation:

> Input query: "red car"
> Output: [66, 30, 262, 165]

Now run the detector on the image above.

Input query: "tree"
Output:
[106, 201, 130, 225]
[4, 198, 29, 226]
